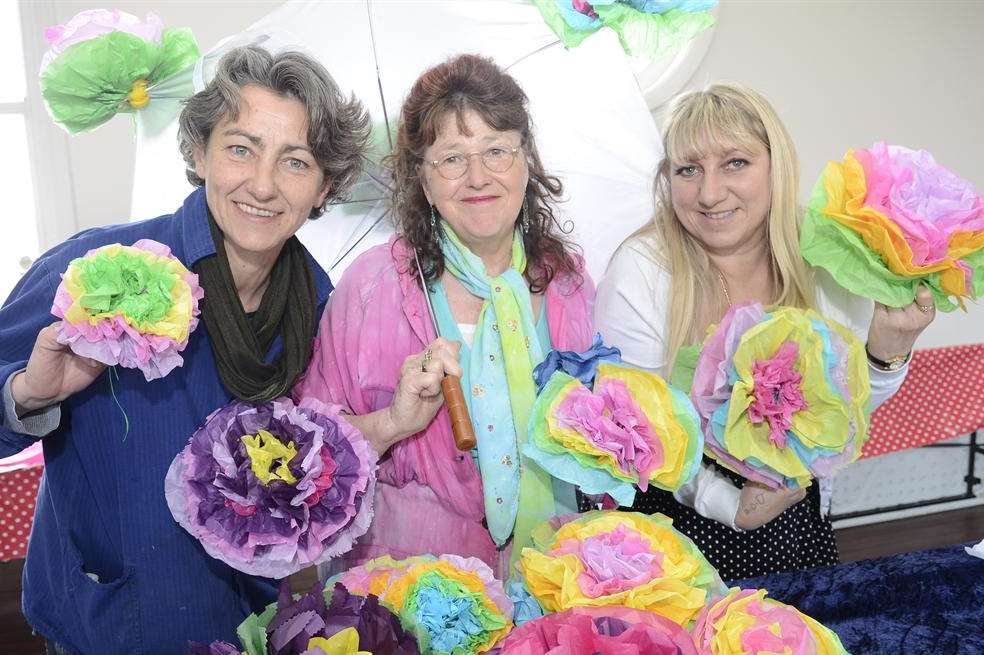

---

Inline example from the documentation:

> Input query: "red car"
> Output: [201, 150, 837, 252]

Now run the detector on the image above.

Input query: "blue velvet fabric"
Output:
[729, 544, 984, 654]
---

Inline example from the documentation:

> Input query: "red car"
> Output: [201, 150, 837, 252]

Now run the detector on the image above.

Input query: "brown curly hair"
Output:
[387, 53, 580, 293]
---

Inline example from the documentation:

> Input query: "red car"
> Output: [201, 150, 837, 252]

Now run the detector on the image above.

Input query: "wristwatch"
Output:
[865, 344, 911, 372]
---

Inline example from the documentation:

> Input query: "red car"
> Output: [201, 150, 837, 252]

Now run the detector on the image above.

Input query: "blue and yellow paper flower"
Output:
[337, 554, 513, 654]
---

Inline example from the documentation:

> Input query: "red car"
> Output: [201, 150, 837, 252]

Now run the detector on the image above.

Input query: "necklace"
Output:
[717, 270, 733, 308]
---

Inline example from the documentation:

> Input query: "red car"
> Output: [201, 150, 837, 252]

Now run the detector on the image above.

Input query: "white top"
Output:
[457, 322, 477, 348]
[595, 236, 907, 528]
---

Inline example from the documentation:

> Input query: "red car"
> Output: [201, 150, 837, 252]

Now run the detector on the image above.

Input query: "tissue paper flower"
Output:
[489, 605, 698, 655]
[51, 239, 203, 381]
[801, 142, 984, 311]
[518, 511, 723, 626]
[533, 0, 716, 58]
[165, 397, 375, 578]
[692, 588, 848, 655]
[187, 582, 419, 655]
[337, 554, 513, 654]
[692, 302, 870, 490]
[40, 9, 199, 133]
[526, 354, 702, 506]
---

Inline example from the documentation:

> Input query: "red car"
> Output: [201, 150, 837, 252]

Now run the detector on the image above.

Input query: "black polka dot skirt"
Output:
[580, 461, 840, 581]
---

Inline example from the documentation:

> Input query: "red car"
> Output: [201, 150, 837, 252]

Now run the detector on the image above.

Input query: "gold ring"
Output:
[421, 348, 433, 371]
[916, 303, 932, 313]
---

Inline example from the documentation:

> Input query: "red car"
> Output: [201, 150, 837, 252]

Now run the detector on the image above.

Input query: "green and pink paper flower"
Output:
[801, 142, 984, 311]
[526, 338, 702, 507]
[51, 239, 203, 381]
[40, 9, 199, 133]
[165, 396, 376, 579]
[691, 303, 870, 489]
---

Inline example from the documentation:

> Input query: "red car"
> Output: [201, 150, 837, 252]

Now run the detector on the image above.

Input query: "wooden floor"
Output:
[2, 504, 982, 654]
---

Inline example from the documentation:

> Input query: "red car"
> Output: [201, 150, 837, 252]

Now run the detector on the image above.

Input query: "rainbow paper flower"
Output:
[518, 511, 723, 626]
[534, 0, 716, 58]
[526, 345, 703, 505]
[489, 605, 698, 654]
[165, 397, 376, 578]
[336, 554, 513, 654]
[51, 239, 203, 381]
[691, 303, 870, 490]
[187, 582, 419, 655]
[40, 9, 199, 133]
[802, 142, 984, 311]
[692, 588, 848, 655]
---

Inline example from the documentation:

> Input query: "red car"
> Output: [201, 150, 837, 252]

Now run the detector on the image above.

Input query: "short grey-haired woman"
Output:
[0, 46, 369, 652]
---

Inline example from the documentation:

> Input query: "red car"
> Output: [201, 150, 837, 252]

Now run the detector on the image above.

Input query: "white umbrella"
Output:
[131, 0, 666, 283]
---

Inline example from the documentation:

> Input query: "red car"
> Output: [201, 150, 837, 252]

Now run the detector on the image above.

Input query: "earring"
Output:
[521, 202, 531, 234]
[429, 205, 438, 231]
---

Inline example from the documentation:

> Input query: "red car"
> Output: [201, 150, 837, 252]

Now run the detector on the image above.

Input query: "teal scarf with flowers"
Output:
[437, 225, 556, 561]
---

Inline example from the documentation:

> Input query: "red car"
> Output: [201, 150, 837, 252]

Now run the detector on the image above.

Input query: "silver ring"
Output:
[916, 303, 933, 314]
[421, 348, 433, 372]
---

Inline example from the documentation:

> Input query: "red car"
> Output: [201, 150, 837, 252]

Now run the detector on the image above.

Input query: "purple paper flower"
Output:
[42, 9, 163, 70]
[265, 583, 420, 655]
[165, 397, 376, 578]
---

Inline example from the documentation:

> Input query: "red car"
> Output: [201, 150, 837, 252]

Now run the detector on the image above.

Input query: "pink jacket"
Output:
[296, 236, 594, 570]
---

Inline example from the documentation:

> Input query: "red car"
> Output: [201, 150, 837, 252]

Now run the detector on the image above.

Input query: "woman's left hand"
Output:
[866, 285, 936, 362]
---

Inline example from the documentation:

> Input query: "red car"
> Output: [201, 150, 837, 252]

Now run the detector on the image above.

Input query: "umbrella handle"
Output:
[442, 375, 476, 451]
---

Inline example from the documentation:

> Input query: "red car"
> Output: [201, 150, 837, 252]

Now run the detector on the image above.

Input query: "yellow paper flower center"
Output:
[127, 78, 150, 109]
[307, 628, 371, 655]
[241, 429, 298, 485]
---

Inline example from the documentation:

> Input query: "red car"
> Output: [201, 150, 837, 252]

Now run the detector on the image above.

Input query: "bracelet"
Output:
[865, 344, 911, 372]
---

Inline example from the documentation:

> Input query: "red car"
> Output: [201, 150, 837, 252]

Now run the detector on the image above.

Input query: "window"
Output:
[0, 1, 76, 300]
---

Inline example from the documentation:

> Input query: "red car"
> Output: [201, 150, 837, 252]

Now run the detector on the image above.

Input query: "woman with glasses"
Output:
[296, 54, 594, 577]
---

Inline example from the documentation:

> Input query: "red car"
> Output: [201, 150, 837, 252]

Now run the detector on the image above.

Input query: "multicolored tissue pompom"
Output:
[40, 9, 199, 133]
[801, 142, 984, 311]
[51, 239, 203, 381]
[489, 605, 698, 655]
[518, 511, 724, 626]
[691, 588, 849, 655]
[533, 0, 716, 58]
[526, 338, 703, 506]
[187, 581, 419, 655]
[336, 554, 513, 655]
[165, 397, 375, 578]
[691, 303, 870, 490]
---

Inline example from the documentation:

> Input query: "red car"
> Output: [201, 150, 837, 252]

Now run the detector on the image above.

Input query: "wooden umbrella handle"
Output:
[442, 375, 476, 451]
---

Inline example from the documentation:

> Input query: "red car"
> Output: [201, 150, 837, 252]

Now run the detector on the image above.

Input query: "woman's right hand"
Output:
[734, 480, 808, 530]
[379, 337, 462, 450]
[10, 323, 105, 415]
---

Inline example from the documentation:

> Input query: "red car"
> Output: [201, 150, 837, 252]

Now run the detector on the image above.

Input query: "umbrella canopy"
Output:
[131, 0, 664, 282]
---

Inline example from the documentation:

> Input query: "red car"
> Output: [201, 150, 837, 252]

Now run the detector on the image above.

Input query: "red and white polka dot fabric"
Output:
[0, 465, 41, 561]
[864, 344, 984, 458]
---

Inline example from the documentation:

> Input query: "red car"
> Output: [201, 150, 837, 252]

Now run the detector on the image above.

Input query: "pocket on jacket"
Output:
[64, 537, 141, 654]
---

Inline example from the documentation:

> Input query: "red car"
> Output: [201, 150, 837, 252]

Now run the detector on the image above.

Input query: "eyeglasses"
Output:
[426, 146, 522, 180]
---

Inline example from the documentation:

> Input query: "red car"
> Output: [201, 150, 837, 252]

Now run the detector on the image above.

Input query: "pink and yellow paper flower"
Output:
[337, 554, 513, 655]
[490, 605, 698, 655]
[692, 588, 848, 654]
[518, 511, 723, 626]
[526, 360, 703, 506]
[51, 239, 203, 381]
[691, 303, 869, 490]
[802, 142, 984, 311]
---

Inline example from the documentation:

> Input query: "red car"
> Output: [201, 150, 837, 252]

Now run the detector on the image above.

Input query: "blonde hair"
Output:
[634, 82, 815, 374]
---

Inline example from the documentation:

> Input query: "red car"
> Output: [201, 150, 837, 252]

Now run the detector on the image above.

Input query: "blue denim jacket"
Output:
[0, 188, 332, 653]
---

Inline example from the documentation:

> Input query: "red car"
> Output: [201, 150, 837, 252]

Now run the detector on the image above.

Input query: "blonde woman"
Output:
[595, 83, 934, 579]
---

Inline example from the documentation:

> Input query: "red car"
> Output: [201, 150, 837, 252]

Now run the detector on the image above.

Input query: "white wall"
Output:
[675, 0, 984, 346]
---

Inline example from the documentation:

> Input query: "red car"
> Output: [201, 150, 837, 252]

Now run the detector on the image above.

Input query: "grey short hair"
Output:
[178, 46, 371, 218]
